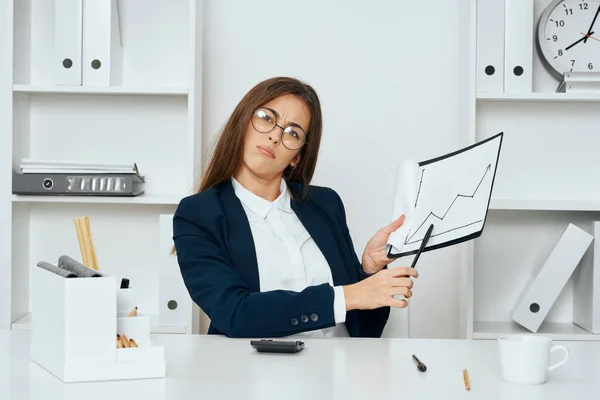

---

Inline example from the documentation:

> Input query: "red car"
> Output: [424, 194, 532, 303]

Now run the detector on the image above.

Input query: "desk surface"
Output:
[1, 330, 599, 400]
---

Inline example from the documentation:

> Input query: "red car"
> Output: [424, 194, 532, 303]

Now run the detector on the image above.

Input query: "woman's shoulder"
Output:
[288, 181, 345, 211]
[174, 183, 227, 222]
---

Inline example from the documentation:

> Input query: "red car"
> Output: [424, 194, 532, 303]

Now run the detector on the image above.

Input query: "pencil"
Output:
[128, 306, 137, 317]
[463, 369, 470, 391]
[120, 333, 130, 348]
[129, 338, 138, 348]
[74, 216, 99, 270]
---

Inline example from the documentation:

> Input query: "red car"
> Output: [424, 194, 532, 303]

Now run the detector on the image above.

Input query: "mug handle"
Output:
[548, 345, 570, 371]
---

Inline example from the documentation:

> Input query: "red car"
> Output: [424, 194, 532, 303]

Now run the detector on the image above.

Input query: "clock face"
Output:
[538, 0, 600, 79]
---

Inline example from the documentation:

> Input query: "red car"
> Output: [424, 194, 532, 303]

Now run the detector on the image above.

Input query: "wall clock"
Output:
[537, 0, 600, 80]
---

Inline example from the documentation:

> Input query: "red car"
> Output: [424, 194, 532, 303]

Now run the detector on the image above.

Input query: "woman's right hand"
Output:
[343, 267, 418, 310]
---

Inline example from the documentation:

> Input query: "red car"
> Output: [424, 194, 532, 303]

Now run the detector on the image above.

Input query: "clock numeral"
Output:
[589, 63, 594, 70]
[558, 49, 563, 56]
[571, 60, 576, 66]
[555, 20, 565, 27]
[565, 8, 573, 15]
[553, 35, 558, 42]
[580, 3, 589, 10]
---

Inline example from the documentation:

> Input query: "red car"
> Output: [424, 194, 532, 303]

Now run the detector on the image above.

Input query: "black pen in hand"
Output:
[410, 224, 434, 268]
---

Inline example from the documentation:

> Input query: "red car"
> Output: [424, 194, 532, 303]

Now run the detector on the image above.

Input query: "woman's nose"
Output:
[268, 134, 280, 145]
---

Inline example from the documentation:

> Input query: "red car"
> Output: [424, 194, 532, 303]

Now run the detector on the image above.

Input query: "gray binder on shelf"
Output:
[12, 172, 145, 196]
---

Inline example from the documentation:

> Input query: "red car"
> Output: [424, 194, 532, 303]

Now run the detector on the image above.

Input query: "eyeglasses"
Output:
[251, 108, 307, 150]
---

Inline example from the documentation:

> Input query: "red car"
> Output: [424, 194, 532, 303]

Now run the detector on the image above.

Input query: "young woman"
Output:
[172, 76, 417, 338]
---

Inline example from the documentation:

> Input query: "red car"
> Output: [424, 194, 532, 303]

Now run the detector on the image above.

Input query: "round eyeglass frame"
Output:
[251, 108, 307, 150]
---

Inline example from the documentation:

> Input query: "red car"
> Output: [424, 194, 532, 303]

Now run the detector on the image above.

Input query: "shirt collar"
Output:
[231, 177, 291, 219]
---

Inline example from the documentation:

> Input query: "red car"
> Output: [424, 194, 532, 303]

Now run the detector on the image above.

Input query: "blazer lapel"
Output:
[219, 180, 261, 292]
[291, 194, 352, 287]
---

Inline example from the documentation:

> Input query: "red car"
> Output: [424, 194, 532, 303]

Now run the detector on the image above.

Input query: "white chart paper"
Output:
[387, 132, 503, 258]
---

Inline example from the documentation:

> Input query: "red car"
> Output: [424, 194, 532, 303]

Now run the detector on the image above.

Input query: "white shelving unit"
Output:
[0, 0, 203, 333]
[465, 0, 600, 341]
[13, 84, 189, 96]
[476, 92, 600, 102]
[11, 194, 182, 205]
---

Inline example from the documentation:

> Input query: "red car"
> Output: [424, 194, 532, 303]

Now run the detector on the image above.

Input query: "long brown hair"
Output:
[196, 76, 323, 199]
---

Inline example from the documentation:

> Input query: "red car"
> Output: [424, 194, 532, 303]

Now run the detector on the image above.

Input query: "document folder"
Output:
[54, 0, 83, 85]
[511, 223, 593, 332]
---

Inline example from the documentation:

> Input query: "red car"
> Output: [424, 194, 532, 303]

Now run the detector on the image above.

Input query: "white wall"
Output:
[0, 0, 14, 330]
[201, 0, 473, 338]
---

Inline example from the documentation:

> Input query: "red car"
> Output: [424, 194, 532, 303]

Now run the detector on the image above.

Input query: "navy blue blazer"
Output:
[172, 179, 390, 338]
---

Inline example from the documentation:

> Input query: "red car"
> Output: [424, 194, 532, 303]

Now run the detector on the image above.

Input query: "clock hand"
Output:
[565, 32, 593, 50]
[584, 4, 600, 43]
[581, 31, 600, 43]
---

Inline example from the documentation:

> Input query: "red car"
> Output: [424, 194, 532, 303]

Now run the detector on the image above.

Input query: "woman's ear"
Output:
[290, 154, 301, 168]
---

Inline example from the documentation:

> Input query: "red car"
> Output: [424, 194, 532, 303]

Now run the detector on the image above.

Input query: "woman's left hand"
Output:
[361, 214, 406, 275]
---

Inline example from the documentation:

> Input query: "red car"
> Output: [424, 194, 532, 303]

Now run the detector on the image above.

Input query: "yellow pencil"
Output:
[120, 333, 130, 348]
[463, 369, 470, 391]
[74, 216, 99, 270]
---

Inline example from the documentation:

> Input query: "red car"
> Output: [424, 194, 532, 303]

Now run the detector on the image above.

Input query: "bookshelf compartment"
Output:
[476, 101, 600, 203]
[13, 0, 190, 88]
[12, 93, 191, 197]
[473, 210, 600, 338]
[11, 202, 176, 323]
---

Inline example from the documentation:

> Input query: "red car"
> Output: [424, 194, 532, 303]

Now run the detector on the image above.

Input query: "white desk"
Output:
[1, 330, 599, 400]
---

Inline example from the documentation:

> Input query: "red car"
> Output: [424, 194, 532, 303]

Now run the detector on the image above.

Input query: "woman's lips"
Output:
[257, 145, 275, 158]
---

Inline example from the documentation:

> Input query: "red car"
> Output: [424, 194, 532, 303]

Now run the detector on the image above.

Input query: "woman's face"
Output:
[240, 94, 310, 181]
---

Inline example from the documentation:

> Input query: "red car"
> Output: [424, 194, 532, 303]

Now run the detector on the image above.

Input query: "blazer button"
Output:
[291, 318, 299, 326]
[300, 315, 309, 323]
[310, 313, 319, 322]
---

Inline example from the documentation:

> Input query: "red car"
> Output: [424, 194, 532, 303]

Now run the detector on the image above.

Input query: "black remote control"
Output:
[250, 339, 305, 354]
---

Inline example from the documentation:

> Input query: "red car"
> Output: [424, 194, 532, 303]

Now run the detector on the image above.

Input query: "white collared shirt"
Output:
[231, 177, 349, 337]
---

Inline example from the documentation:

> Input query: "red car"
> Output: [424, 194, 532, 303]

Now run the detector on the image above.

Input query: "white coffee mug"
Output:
[497, 335, 569, 384]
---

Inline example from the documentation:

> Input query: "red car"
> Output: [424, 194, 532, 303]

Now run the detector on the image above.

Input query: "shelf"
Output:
[489, 198, 600, 212]
[13, 84, 188, 96]
[476, 92, 600, 102]
[473, 321, 600, 341]
[10, 313, 32, 331]
[11, 313, 186, 334]
[11, 194, 183, 205]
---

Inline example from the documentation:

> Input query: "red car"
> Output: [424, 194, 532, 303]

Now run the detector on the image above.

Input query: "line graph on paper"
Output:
[387, 132, 503, 258]
[405, 163, 491, 245]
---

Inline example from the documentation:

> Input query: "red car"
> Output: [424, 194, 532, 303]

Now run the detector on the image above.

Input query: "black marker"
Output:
[412, 354, 427, 372]
[410, 224, 434, 268]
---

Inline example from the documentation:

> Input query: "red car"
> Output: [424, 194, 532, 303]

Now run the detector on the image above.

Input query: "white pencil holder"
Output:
[117, 314, 150, 347]
[30, 266, 165, 383]
[117, 287, 138, 316]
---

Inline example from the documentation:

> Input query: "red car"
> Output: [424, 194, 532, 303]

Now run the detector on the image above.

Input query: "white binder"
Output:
[53, 0, 83, 86]
[573, 221, 600, 333]
[511, 223, 593, 332]
[504, 0, 534, 92]
[476, 0, 505, 92]
[82, 0, 122, 86]
[158, 214, 193, 333]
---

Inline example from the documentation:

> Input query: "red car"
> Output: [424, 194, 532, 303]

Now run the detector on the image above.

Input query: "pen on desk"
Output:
[410, 224, 434, 268]
[463, 369, 470, 391]
[412, 354, 427, 372]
